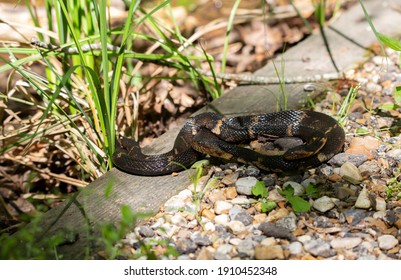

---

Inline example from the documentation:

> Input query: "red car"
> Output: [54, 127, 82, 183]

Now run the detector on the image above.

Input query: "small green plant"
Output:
[251, 180, 277, 213]
[98, 205, 151, 259]
[280, 188, 310, 214]
[0, 216, 66, 259]
[385, 168, 401, 200]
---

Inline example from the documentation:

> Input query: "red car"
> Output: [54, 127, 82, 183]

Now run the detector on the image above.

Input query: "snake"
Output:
[112, 110, 345, 176]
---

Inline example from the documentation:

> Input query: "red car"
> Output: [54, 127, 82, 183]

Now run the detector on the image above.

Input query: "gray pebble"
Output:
[386, 149, 401, 160]
[328, 153, 368, 167]
[190, 232, 212, 246]
[358, 161, 381, 176]
[355, 188, 372, 209]
[214, 244, 233, 260]
[288, 241, 303, 255]
[304, 239, 336, 258]
[258, 222, 294, 240]
[237, 239, 255, 258]
[340, 162, 363, 182]
[330, 237, 362, 249]
[137, 226, 155, 237]
[274, 137, 303, 149]
[246, 166, 260, 176]
[343, 209, 369, 226]
[276, 214, 297, 232]
[229, 205, 253, 226]
[235, 177, 258, 195]
[176, 239, 198, 254]
[312, 196, 336, 212]
[164, 196, 186, 213]
[378, 235, 398, 250]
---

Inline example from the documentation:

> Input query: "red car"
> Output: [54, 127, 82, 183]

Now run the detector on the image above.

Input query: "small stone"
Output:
[157, 223, 179, 238]
[246, 166, 260, 176]
[304, 239, 335, 258]
[221, 172, 240, 185]
[375, 198, 387, 212]
[274, 137, 303, 149]
[196, 247, 214, 260]
[340, 162, 363, 182]
[137, 226, 155, 237]
[267, 189, 286, 202]
[237, 239, 255, 258]
[260, 237, 277, 246]
[358, 161, 381, 176]
[283, 181, 305, 196]
[224, 187, 238, 199]
[214, 200, 233, 214]
[214, 214, 230, 226]
[312, 196, 336, 212]
[344, 209, 369, 225]
[386, 149, 401, 160]
[170, 214, 187, 227]
[301, 178, 317, 188]
[190, 232, 212, 246]
[176, 239, 198, 254]
[288, 241, 303, 255]
[378, 235, 398, 250]
[227, 220, 246, 235]
[202, 208, 216, 220]
[164, 196, 186, 212]
[266, 208, 290, 222]
[276, 214, 297, 232]
[229, 205, 254, 226]
[204, 222, 215, 232]
[255, 245, 284, 260]
[214, 244, 233, 260]
[328, 153, 368, 166]
[259, 222, 294, 240]
[235, 177, 258, 195]
[231, 196, 252, 205]
[372, 55, 390, 65]
[355, 188, 372, 209]
[330, 237, 362, 249]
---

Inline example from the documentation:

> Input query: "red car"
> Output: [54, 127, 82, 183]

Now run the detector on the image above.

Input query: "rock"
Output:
[176, 239, 198, 254]
[227, 220, 246, 235]
[190, 232, 212, 246]
[235, 177, 258, 195]
[224, 187, 238, 199]
[375, 198, 387, 212]
[266, 208, 290, 222]
[258, 222, 294, 240]
[340, 162, 363, 182]
[255, 245, 284, 260]
[274, 137, 303, 149]
[378, 235, 398, 250]
[221, 172, 240, 185]
[231, 196, 253, 205]
[245, 166, 260, 176]
[170, 214, 188, 227]
[137, 226, 155, 237]
[214, 244, 233, 260]
[283, 181, 305, 196]
[237, 239, 255, 258]
[214, 214, 230, 226]
[164, 196, 186, 212]
[372, 55, 390, 65]
[201, 209, 216, 220]
[288, 241, 303, 255]
[312, 196, 336, 212]
[157, 223, 179, 238]
[303, 239, 335, 258]
[276, 213, 297, 232]
[260, 237, 277, 247]
[229, 205, 253, 226]
[204, 222, 215, 232]
[214, 200, 233, 214]
[355, 188, 372, 209]
[330, 237, 362, 249]
[344, 209, 369, 225]
[386, 149, 401, 160]
[196, 247, 214, 260]
[358, 161, 381, 176]
[328, 153, 368, 167]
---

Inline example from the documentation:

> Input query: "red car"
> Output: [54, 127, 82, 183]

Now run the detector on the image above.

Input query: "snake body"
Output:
[112, 110, 345, 176]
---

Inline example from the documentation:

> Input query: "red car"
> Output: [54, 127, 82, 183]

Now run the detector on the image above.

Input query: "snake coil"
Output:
[112, 110, 345, 176]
